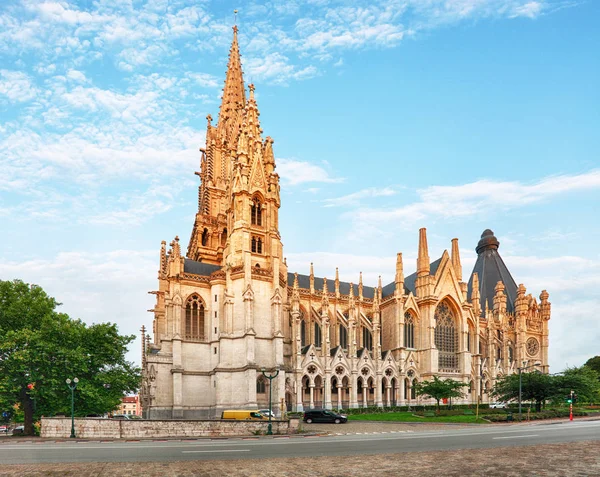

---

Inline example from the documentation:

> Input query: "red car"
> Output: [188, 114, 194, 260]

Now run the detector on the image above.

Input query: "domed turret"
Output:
[468, 229, 517, 316]
[475, 229, 500, 254]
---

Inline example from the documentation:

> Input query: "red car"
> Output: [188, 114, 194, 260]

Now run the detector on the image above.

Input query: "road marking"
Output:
[182, 449, 250, 454]
[493, 435, 538, 440]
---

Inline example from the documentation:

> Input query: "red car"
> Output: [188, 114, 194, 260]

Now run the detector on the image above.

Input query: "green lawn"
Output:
[348, 412, 487, 423]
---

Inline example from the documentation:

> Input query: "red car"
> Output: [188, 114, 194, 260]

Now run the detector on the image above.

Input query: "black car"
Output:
[303, 410, 347, 424]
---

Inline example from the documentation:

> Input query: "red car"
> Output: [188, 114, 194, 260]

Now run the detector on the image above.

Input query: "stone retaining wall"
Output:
[41, 417, 299, 439]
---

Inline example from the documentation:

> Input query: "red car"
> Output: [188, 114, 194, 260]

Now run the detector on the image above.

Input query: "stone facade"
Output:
[140, 27, 550, 419]
[41, 417, 298, 439]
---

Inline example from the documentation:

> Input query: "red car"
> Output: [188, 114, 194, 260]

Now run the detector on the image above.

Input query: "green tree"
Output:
[553, 366, 600, 404]
[0, 279, 140, 436]
[493, 371, 554, 412]
[413, 376, 468, 412]
[584, 356, 600, 380]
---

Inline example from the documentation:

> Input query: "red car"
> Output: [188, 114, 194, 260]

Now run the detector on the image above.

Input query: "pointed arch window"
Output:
[185, 295, 205, 341]
[300, 319, 307, 348]
[467, 327, 473, 352]
[256, 376, 266, 394]
[404, 312, 415, 349]
[339, 324, 348, 350]
[508, 345, 514, 363]
[362, 327, 373, 351]
[221, 228, 227, 248]
[434, 301, 458, 370]
[314, 322, 322, 348]
[201, 228, 209, 246]
[251, 198, 262, 226]
[480, 337, 488, 358]
[251, 236, 263, 254]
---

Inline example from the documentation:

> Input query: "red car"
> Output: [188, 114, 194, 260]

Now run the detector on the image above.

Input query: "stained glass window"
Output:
[185, 295, 205, 340]
[404, 312, 415, 349]
[434, 302, 458, 370]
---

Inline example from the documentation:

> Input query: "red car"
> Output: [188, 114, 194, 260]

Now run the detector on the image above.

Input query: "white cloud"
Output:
[351, 170, 600, 228]
[0, 250, 157, 366]
[0, 70, 38, 102]
[186, 72, 220, 88]
[277, 158, 344, 185]
[244, 52, 318, 85]
[32, 2, 114, 25]
[323, 187, 398, 207]
[66, 69, 87, 83]
[510, 1, 544, 18]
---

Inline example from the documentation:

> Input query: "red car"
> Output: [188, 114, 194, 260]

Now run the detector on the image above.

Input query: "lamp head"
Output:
[73, 377, 79, 383]
[534, 361, 541, 366]
[261, 367, 266, 373]
[66, 379, 71, 384]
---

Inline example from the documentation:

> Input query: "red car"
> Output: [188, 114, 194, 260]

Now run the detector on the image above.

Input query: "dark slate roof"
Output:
[183, 259, 221, 276]
[467, 229, 518, 316]
[381, 257, 443, 298]
[287, 273, 376, 299]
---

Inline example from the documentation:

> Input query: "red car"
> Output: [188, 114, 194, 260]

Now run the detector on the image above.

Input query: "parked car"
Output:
[12, 425, 24, 435]
[490, 402, 508, 409]
[0, 425, 8, 434]
[303, 410, 347, 424]
[111, 414, 131, 420]
[259, 409, 276, 418]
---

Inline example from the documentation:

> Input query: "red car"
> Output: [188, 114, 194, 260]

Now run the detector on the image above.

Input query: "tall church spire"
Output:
[218, 25, 246, 132]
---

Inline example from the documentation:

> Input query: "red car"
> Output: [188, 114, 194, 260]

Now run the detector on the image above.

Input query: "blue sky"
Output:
[1, 0, 598, 371]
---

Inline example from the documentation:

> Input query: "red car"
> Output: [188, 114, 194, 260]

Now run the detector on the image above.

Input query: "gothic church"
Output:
[140, 27, 550, 419]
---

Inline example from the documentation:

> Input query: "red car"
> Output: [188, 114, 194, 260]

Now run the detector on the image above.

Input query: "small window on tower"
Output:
[202, 228, 209, 246]
[251, 198, 262, 226]
[251, 237, 257, 253]
[257, 237, 263, 254]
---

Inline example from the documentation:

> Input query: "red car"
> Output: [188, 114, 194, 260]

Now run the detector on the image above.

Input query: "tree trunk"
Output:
[436, 399, 440, 413]
[20, 388, 35, 436]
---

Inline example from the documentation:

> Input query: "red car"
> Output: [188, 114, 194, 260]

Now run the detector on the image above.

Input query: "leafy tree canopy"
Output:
[492, 366, 600, 411]
[0, 279, 140, 435]
[492, 371, 553, 411]
[554, 366, 600, 403]
[584, 356, 600, 379]
[413, 376, 468, 411]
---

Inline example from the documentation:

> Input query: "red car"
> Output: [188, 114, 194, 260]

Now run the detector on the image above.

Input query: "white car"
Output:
[490, 402, 507, 409]
[259, 409, 276, 418]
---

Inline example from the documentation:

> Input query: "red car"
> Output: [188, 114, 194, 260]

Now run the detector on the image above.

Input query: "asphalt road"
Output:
[1, 420, 599, 465]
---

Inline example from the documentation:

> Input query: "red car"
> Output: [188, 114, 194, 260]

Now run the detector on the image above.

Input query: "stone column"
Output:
[295, 376, 304, 412]
[337, 384, 342, 409]
[324, 374, 332, 410]
[350, 372, 358, 409]
[386, 385, 391, 407]
[399, 378, 405, 405]
[375, 373, 383, 408]
[309, 384, 315, 409]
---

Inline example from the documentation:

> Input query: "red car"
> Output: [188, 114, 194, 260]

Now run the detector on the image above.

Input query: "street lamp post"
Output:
[66, 378, 79, 438]
[261, 366, 280, 436]
[518, 361, 540, 421]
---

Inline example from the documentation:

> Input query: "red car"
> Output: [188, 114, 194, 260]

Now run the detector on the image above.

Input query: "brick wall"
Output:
[41, 417, 300, 439]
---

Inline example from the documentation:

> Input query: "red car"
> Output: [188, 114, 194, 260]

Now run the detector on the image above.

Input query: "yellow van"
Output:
[221, 410, 266, 420]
